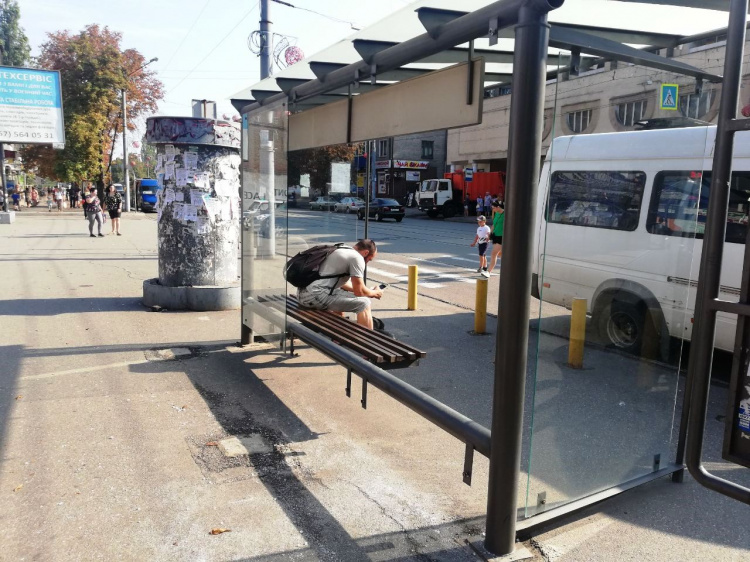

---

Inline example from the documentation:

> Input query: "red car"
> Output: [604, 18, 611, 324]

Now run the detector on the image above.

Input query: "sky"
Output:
[18, 0, 734, 157]
[21, 0, 413, 120]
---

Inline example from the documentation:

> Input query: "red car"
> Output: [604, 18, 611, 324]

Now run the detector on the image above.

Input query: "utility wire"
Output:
[271, 0, 361, 30]
[169, 1, 260, 94]
[161, 0, 212, 71]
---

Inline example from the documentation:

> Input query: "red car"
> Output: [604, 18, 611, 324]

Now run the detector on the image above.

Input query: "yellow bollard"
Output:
[407, 265, 418, 310]
[568, 298, 587, 369]
[474, 277, 488, 334]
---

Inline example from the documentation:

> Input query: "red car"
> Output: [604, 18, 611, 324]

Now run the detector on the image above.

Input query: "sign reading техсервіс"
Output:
[0, 66, 65, 145]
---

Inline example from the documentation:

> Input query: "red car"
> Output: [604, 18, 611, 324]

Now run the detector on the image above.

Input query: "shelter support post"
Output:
[683, 0, 750, 504]
[485, 3, 553, 556]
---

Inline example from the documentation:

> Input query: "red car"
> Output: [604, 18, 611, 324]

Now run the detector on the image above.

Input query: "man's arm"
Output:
[349, 277, 382, 299]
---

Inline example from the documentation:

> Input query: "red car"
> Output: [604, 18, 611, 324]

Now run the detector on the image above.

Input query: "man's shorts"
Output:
[477, 242, 488, 256]
[491, 234, 503, 244]
[298, 286, 371, 314]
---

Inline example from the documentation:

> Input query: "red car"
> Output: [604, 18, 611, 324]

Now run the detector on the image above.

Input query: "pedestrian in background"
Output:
[30, 187, 38, 207]
[24, 188, 30, 208]
[11, 189, 20, 211]
[70, 184, 81, 208]
[84, 187, 104, 237]
[54, 187, 63, 212]
[476, 195, 483, 216]
[487, 200, 505, 276]
[470, 215, 491, 276]
[484, 191, 492, 212]
[104, 184, 123, 235]
[46, 189, 54, 211]
[463, 194, 470, 217]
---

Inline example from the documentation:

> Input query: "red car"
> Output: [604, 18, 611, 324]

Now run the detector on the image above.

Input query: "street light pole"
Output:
[121, 57, 158, 213]
[122, 88, 130, 212]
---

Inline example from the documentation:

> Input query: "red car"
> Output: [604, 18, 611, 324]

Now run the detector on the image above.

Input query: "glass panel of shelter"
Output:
[523, 57, 710, 519]
[241, 97, 290, 344]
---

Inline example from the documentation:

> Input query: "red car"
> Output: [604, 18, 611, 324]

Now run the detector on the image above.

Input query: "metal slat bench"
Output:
[260, 295, 426, 370]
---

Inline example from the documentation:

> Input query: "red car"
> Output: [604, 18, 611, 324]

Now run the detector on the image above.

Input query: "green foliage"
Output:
[0, 0, 30, 67]
[21, 25, 162, 184]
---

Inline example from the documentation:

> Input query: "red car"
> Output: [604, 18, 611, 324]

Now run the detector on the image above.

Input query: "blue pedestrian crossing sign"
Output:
[660, 84, 678, 110]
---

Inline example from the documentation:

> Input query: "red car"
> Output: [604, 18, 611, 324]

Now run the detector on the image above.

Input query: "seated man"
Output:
[297, 239, 383, 329]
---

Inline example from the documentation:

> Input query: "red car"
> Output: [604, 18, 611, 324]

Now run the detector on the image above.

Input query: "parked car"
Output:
[309, 195, 340, 211]
[334, 197, 366, 213]
[357, 198, 405, 222]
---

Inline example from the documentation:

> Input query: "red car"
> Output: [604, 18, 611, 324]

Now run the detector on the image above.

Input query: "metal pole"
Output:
[684, 0, 750, 504]
[485, 3, 552, 555]
[0, 142, 7, 213]
[364, 140, 371, 240]
[122, 89, 130, 212]
[260, 0, 272, 79]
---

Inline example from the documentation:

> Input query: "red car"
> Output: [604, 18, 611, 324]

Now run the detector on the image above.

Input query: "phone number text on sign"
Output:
[0, 66, 65, 145]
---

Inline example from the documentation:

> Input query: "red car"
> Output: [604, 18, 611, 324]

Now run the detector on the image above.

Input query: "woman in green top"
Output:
[487, 200, 504, 275]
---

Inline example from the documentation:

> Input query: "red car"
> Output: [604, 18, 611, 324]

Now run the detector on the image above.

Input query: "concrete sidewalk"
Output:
[1, 208, 748, 561]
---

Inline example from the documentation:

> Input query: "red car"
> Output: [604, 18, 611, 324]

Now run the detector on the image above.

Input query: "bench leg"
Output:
[361, 378, 368, 409]
[346, 368, 352, 398]
[289, 333, 295, 356]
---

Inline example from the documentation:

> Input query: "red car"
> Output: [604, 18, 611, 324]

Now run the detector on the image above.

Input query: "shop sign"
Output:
[393, 160, 428, 169]
[375, 160, 391, 169]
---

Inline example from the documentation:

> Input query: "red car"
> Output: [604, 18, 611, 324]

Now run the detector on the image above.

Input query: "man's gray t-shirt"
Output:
[305, 247, 365, 292]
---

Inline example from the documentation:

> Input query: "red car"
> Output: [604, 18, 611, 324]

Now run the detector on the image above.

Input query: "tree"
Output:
[21, 25, 162, 186]
[0, 0, 30, 67]
[288, 144, 358, 193]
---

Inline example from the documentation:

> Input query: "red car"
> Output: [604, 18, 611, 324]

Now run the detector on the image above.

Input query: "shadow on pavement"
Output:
[0, 297, 145, 316]
[127, 346, 487, 562]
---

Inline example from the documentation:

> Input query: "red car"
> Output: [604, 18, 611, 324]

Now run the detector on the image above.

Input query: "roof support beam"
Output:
[614, 0, 745, 12]
[548, 26, 723, 82]
[417, 8, 467, 38]
[239, 0, 565, 113]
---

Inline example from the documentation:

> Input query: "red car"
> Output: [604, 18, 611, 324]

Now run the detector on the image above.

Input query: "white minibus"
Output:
[532, 126, 747, 355]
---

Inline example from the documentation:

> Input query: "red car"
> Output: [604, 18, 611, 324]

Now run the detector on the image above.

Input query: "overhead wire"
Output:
[169, 1, 261, 94]
[160, 0, 213, 71]
[270, 0, 361, 31]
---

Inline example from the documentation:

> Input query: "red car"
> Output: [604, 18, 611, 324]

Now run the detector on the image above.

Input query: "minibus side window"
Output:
[646, 171, 749, 244]
[546, 171, 646, 231]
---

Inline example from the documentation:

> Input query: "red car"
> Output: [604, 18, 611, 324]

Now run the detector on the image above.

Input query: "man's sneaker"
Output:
[476, 267, 482, 273]
[480, 270, 490, 278]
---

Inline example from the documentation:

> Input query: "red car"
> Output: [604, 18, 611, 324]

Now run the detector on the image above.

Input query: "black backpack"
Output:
[284, 243, 350, 289]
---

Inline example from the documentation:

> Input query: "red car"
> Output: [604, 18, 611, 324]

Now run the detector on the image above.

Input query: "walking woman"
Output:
[104, 184, 123, 235]
[84, 186, 104, 237]
[486, 200, 505, 275]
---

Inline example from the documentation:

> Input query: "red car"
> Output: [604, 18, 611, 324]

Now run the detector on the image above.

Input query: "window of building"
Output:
[679, 90, 714, 119]
[378, 139, 390, 157]
[615, 100, 646, 127]
[646, 170, 750, 244]
[421, 140, 434, 159]
[547, 171, 646, 231]
[566, 110, 592, 133]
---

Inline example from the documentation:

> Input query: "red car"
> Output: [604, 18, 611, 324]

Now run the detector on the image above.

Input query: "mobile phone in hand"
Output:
[378, 283, 388, 290]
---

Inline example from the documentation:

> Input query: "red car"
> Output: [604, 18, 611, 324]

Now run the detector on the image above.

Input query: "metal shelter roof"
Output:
[231, 0, 738, 114]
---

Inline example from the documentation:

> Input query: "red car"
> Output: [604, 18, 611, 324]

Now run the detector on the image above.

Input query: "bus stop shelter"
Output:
[233, 0, 750, 555]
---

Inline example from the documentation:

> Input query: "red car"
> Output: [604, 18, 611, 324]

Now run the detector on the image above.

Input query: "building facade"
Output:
[447, 35, 750, 172]
[373, 130, 447, 204]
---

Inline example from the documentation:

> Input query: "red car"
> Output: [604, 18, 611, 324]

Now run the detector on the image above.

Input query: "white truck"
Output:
[415, 178, 464, 218]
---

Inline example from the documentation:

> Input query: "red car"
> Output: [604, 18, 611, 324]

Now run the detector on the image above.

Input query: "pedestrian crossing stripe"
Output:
[660, 84, 678, 111]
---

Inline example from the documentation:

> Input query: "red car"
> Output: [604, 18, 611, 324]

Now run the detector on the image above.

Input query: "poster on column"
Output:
[0, 66, 65, 145]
